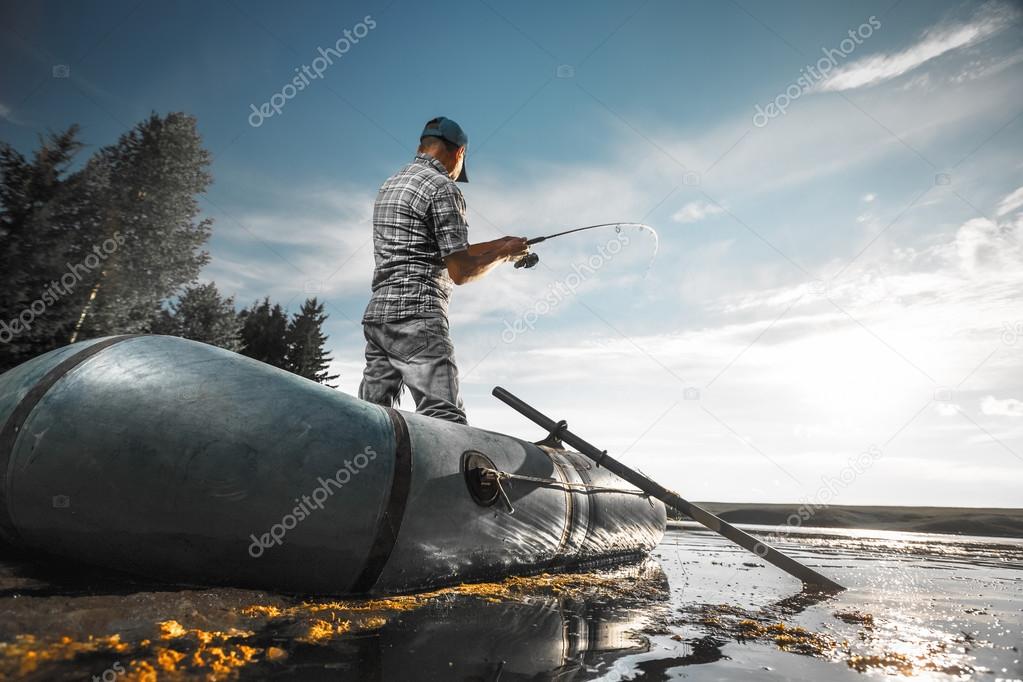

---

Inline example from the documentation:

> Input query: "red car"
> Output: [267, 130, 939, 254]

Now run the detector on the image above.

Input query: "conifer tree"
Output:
[285, 298, 338, 386]
[238, 297, 289, 369]
[151, 282, 241, 351]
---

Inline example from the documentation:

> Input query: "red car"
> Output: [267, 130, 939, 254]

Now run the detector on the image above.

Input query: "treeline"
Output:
[0, 112, 337, 385]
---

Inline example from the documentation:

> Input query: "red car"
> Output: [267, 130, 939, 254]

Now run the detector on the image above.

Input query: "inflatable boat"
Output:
[0, 335, 665, 594]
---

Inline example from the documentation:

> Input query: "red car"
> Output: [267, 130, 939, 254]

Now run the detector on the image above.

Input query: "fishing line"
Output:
[515, 222, 659, 272]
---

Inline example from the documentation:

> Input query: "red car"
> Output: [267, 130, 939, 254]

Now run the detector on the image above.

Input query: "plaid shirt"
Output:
[362, 153, 470, 323]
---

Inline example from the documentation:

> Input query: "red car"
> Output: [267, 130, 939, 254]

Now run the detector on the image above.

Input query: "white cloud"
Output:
[950, 47, 1023, 84]
[671, 200, 726, 224]
[200, 184, 377, 304]
[0, 101, 27, 126]
[953, 215, 1023, 275]
[996, 184, 1023, 216]
[981, 395, 1023, 417]
[935, 403, 961, 417]
[817, 3, 1019, 92]
[861, 193, 876, 203]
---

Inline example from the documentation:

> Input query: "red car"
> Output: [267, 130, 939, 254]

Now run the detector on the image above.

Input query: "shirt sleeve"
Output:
[427, 181, 470, 257]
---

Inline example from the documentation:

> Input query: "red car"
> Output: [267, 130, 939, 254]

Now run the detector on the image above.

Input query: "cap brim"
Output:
[456, 159, 468, 183]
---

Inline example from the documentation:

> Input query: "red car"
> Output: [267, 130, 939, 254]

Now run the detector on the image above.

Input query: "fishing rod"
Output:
[514, 222, 658, 269]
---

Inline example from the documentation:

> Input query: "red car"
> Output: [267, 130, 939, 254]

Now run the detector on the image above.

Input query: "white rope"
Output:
[480, 467, 648, 497]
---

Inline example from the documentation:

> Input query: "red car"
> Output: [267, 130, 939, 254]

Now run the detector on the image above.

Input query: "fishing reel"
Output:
[514, 252, 540, 269]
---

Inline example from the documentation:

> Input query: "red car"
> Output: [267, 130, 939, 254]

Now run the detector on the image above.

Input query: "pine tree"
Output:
[238, 297, 289, 369]
[0, 126, 96, 370]
[75, 112, 213, 339]
[285, 298, 339, 386]
[0, 113, 214, 371]
[151, 282, 241, 351]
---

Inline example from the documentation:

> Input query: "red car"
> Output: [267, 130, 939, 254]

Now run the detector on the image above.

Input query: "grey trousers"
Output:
[358, 316, 467, 424]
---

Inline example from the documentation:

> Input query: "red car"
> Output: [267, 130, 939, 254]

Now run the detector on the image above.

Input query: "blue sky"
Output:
[3, 0, 1022, 507]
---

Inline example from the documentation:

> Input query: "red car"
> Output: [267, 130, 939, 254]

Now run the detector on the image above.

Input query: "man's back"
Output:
[362, 153, 469, 325]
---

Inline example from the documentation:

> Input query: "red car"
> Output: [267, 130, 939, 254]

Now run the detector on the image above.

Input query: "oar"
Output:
[492, 387, 845, 592]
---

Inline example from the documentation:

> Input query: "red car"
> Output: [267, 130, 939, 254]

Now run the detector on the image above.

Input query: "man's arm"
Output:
[445, 237, 529, 285]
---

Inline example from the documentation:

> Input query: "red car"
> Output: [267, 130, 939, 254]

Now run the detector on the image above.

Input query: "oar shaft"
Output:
[492, 387, 844, 592]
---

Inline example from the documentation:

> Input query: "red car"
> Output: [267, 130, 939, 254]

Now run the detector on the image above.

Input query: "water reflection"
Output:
[246, 563, 672, 680]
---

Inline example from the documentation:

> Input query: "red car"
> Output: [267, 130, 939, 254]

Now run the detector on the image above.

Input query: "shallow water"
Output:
[0, 525, 1020, 680]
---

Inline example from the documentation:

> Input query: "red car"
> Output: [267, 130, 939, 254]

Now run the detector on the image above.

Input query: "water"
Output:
[0, 525, 1020, 680]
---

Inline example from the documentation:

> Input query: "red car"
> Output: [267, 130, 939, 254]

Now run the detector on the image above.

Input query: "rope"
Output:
[480, 467, 648, 498]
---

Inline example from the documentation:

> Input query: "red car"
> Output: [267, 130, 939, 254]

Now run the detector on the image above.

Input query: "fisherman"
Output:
[359, 117, 529, 424]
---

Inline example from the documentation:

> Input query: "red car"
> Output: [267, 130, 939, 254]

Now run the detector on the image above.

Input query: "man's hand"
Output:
[495, 236, 530, 262]
[445, 236, 531, 285]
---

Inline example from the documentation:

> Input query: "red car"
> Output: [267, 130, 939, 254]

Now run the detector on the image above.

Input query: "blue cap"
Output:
[420, 116, 469, 182]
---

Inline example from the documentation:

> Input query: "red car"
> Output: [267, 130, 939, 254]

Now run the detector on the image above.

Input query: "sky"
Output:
[1, 0, 1021, 507]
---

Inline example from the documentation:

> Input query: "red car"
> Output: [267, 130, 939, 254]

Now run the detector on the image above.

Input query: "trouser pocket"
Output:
[368, 318, 429, 363]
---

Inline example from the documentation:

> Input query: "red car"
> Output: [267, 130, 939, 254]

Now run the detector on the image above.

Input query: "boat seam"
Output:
[348, 406, 413, 593]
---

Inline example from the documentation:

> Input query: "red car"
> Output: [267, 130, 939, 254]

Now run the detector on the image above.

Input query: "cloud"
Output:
[672, 200, 726, 224]
[463, 184, 1023, 503]
[981, 395, 1023, 417]
[200, 183, 377, 304]
[817, 2, 1019, 92]
[953, 215, 1023, 275]
[0, 101, 27, 126]
[996, 184, 1023, 216]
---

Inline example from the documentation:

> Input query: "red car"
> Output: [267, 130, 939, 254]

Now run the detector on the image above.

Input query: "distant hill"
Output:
[676, 503, 1023, 539]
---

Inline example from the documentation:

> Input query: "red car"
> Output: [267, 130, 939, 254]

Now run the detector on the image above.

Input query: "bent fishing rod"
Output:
[514, 222, 657, 269]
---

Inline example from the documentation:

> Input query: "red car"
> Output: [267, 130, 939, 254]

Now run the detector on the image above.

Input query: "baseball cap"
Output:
[420, 117, 468, 182]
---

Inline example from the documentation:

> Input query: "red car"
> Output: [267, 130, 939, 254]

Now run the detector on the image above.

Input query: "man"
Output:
[359, 117, 529, 424]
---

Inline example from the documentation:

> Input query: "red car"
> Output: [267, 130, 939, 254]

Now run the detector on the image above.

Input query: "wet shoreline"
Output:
[1, 526, 1020, 680]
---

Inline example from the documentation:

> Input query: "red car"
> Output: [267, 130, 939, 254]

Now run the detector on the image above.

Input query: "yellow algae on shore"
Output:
[230, 563, 665, 648]
[833, 610, 875, 627]
[0, 564, 662, 679]
[735, 619, 838, 656]
[281, 566, 662, 618]
[684, 602, 975, 678]
[1, 619, 273, 681]
[0, 633, 130, 677]
[155, 646, 186, 671]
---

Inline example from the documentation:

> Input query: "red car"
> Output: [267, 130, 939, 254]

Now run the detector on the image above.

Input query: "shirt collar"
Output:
[415, 152, 450, 178]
